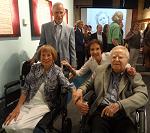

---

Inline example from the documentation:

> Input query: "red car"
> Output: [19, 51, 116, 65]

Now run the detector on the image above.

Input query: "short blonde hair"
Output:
[110, 45, 129, 59]
[37, 45, 57, 62]
[112, 11, 123, 23]
[76, 20, 83, 27]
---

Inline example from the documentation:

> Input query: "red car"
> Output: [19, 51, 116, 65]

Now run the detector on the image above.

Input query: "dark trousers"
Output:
[76, 51, 85, 69]
[91, 105, 136, 133]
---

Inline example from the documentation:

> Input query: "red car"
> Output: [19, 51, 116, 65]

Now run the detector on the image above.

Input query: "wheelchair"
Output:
[79, 90, 147, 133]
[0, 61, 72, 133]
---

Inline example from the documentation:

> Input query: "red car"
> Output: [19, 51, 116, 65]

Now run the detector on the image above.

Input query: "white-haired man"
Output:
[73, 46, 148, 133]
[30, 2, 76, 67]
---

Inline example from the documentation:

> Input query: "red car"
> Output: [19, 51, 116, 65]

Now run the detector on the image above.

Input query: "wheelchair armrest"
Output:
[4, 80, 21, 108]
[136, 106, 146, 133]
[136, 106, 145, 113]
[4, 80, 20, 91]
[83, 90, 95, 101]
[83, 90, 96, 107]
[59, 87, 69, 110]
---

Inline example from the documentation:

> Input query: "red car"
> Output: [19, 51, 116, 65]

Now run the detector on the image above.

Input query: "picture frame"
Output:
[29, 0, 52, 37]
[0, 0, 21, 37]
[64, 9, 68, 24]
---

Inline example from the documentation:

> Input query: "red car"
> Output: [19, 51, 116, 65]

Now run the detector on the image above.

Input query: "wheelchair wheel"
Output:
[136, 109, 147, 133]
[62, 118, 72, 133]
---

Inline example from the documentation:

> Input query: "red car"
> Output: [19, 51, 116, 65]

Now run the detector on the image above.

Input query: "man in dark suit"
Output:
[91, 24, 107, 52]
[75, 20, 85, 69]
[30, 2, 76, 67]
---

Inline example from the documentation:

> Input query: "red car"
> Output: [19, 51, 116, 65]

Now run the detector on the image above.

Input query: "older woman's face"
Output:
[40, 49, 53, 68]
[90, 43, 102, 62]
[111, 49, 128, 73]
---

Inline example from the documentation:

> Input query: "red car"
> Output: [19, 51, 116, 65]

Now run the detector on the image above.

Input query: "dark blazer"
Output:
[75, 28, 85, 52]
[36, 21, 76, 67]
[91, 32, 107, 52]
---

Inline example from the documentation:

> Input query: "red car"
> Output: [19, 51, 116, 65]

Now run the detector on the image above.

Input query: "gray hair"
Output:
[52, 2, 65, 13]
[112, 11, 123, 23]
[110, 46, 129, 59]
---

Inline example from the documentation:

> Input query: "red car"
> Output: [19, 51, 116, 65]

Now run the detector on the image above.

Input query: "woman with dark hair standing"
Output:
[61, 39, 110, 79]
[61, 39, 135, 80]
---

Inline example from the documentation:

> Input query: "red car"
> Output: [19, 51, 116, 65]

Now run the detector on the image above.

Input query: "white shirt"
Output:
[28, 83, 47, 106]
[54, 21, 62, 51]
[97, 33, 102, 42]
[76, 52, 111, 76]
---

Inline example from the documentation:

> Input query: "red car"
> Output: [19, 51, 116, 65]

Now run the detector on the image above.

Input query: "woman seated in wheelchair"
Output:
[3, 45, 75, 133]
[73, 46, 148, 133]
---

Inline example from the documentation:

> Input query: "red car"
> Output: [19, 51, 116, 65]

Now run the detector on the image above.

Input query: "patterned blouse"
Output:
[21, 63, 75, 109]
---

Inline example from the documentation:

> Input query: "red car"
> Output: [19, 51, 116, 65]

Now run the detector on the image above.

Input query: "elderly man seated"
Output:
[73, 46, 148, 133]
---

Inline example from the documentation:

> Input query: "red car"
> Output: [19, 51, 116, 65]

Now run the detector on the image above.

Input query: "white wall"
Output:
[0, 0, 73, 97]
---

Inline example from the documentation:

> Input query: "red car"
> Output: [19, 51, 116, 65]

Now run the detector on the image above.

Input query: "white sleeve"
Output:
[76, 57, 92, 76]
[101, 52, 111, 64]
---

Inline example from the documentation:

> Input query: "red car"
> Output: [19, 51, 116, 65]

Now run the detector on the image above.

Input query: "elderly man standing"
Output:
[30, 2, 76, 67]
[73, 46, 148, 133]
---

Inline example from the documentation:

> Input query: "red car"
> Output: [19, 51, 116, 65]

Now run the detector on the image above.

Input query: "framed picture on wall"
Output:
[64, 9, 68, 24]
[0, 0, 21, 37]
[29, 0, 52, 37]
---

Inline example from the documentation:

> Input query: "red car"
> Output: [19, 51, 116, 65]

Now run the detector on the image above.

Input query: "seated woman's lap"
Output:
[3, 104, 49, 131]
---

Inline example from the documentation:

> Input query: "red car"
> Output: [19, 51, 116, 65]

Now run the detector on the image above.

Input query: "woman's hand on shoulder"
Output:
[126, 66, 136, 77]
